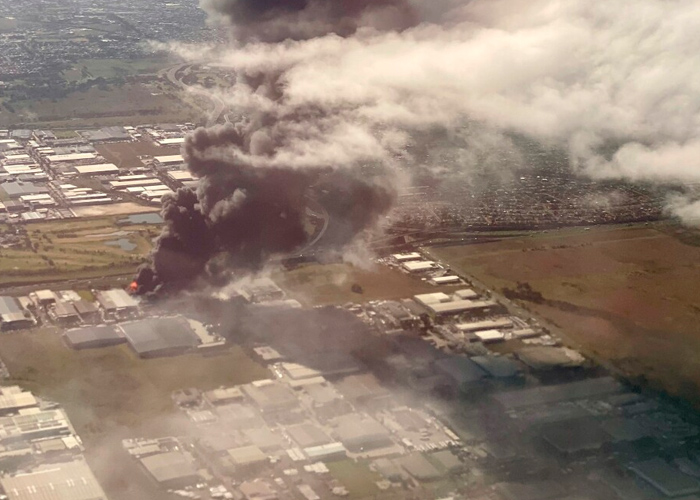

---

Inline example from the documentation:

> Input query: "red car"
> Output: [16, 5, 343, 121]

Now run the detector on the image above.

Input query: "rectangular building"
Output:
[64, 325, 125, 350]
[73, 163, 119, 176]
[0, 460, 108, 500]
[118, 317, 200, 358]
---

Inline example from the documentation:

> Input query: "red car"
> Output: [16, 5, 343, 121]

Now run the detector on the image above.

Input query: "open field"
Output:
[0, 84, 200, 128]
[96, 139, 180, 169]
[63, 57, 173, 83]
[272, 262, 458, 306]
[0, 329, 269, 500]
[431, 223, 700, 402]
[327, 460, 382, 500]
[0, 215, 160, 287]
[71, 202, 160, 218]
[0, 328, 269, 441]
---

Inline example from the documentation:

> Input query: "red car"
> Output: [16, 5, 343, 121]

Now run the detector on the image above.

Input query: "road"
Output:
[162, 63, 228, 126]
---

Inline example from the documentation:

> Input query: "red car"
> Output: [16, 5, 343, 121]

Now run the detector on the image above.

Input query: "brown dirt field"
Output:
[96, 139, 181, 169]
[431, 224, 700, 402]
[272, 262, 458, 306]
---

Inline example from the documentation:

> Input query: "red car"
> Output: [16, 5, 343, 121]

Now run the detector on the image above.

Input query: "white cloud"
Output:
[181, 0, 700, 186]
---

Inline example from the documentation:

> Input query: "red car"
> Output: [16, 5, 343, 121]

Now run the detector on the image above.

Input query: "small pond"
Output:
[119, 213, 164, 225]
[105, 238, 137, 251]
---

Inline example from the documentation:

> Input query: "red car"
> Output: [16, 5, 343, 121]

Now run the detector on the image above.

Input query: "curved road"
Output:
[162, 63, 227, 126]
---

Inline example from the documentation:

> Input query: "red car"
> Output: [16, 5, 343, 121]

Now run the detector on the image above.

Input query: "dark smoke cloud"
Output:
[136, 123, 395, 294]
[200, 0, 418, 42]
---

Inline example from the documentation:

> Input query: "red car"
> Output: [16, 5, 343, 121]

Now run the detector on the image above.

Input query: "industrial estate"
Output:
[1, 1, 700, 500]
[1, 228, 700, 500]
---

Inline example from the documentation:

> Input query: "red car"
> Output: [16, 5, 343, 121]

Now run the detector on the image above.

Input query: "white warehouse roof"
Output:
[154, 154, 184, 164]
[414, 292, 451, 305]
[73, 163, 119, 175]
[402, 261, 436, 272]
[427, 299, 499, 315]
[46, 153, 97, 163]
[392, 252, 422, 262]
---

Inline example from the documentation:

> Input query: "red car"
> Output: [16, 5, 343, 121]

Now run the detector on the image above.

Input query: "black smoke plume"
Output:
[135, 123, 395, 294]
[200, 0, 417, 42]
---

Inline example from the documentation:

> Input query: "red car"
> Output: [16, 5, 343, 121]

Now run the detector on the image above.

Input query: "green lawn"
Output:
[327, 460, 382, 500]
[0, 216, 160, 286]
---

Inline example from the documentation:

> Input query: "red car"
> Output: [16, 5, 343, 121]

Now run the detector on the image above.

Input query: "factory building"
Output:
[541, 417, 610, 456]
[491, 377, 623, 412]
[402, 260, 437, 273]
[239, 480, 277, 500]
[301, 381, 352, 420]
[0, 181, 49, 200]
[118, 317, 200, 358]
[473, 329, 506, 343]
[153, 154, 185, 168]
[0, 296, 33, 331]
[303, 442, 347, 461]
[286, 423, 334, 449]
[81, 126, 130, 143]
[334, 373, 392, 409]
[414, 292, 452, 308]
[64, 325, 126, 350]
[140, 451, 200, 489]
[426, 299, 502, 318]
[431, 275, 461, 285]
[73, 300, 100, 323]
[0, 408, 74, 442]
[227, 445, 268, 470]
[333, 414, 393, 452]
[629, 459, 700, 498]
[156, 137, 186, 146]
[516, 346, 586, 371]
[434, 356, 487, 394]
[0, 460, 108, 500]
[242, 380, 299, 419]
[204, 386, 244, 406]
[456, 318, 512, 333]
[71, 163, 119, 177]
[471, 356, 523, 379]
[95, 289, 139, 318]
[49, 301, 80, 326]
[44, 153, 98, 169]
[238, 278, 285, 303]
[399, 453, 442, 482]
[392, 252, 422, 262]
[0, 387, 38, 416]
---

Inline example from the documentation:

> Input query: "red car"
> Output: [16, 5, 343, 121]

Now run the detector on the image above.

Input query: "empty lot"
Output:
[432, 223, 700, 403]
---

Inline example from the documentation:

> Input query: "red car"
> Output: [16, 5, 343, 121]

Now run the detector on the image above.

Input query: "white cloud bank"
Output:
[183, 0, 700, 220]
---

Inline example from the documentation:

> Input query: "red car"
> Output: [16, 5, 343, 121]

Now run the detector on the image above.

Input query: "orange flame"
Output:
[129, 281, 138, 293]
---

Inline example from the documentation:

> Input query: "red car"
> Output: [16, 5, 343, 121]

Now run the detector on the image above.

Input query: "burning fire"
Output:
[128, 281, 139, 294]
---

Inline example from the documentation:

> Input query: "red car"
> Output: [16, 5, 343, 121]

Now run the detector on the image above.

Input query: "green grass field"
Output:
[0, 216, 160, 287]
[0, 83, 200, 128]
[63, 58, 173, 83]
[327, 460, 382, 499]
[0, 328, 270, 443]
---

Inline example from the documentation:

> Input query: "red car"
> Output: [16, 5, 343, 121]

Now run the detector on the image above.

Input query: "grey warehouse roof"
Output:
[140, 451, 198, 484]
[119, 317, 200, 355]
[0, 181, 48, 199]
[0, 296, 22, 316]
[64, 326, 124, 348]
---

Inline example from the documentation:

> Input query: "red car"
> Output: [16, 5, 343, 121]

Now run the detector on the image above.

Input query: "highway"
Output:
[162, 63, 228, 126]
